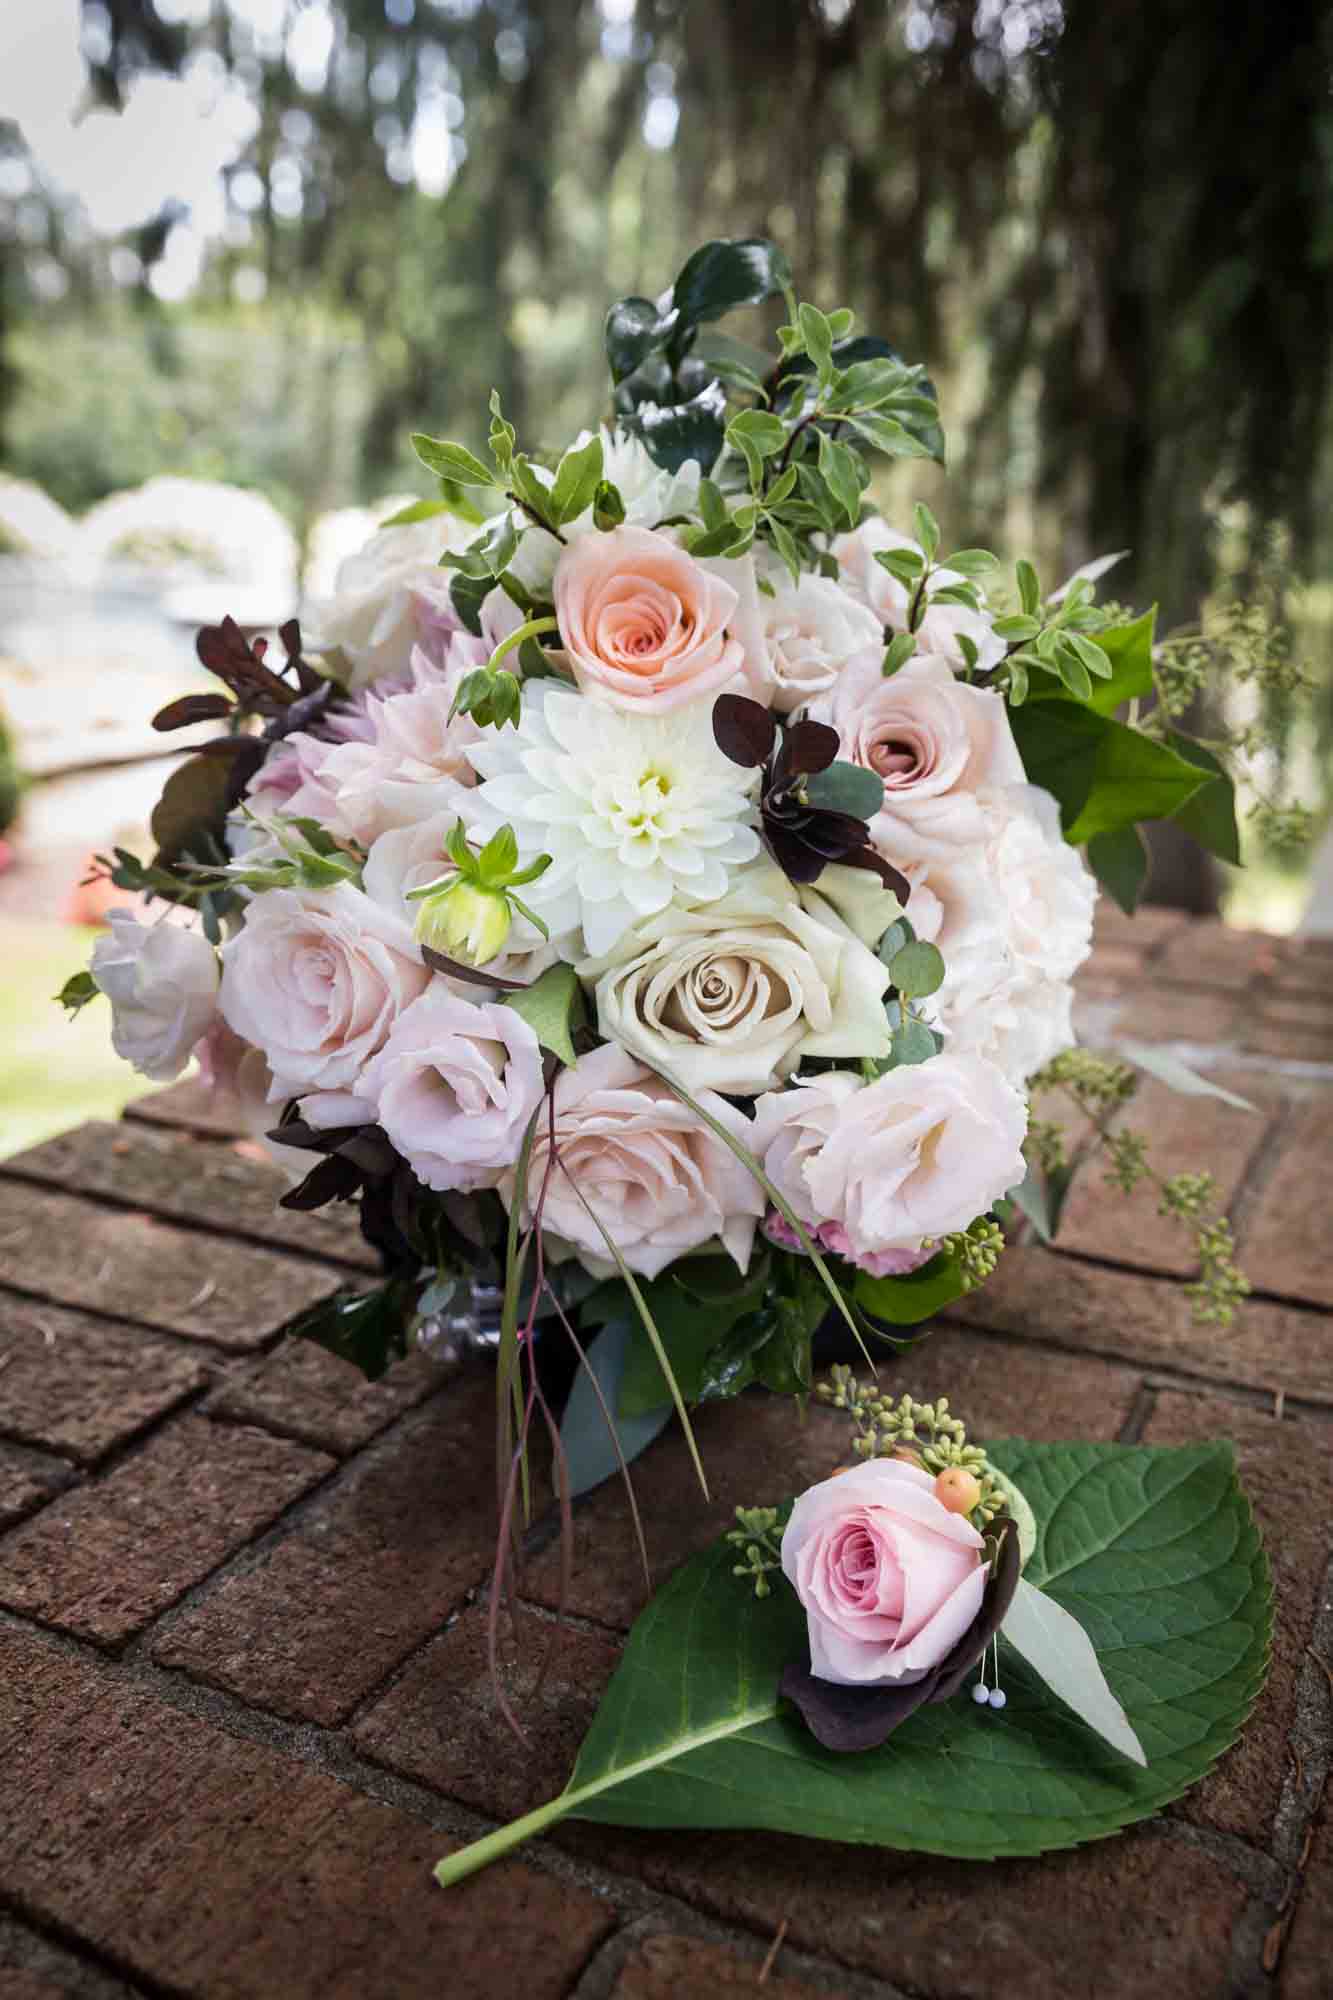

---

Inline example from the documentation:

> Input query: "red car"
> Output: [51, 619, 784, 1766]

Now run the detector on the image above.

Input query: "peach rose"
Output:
[553, 525, 745, 712]
[781, 1457, 987, 1684]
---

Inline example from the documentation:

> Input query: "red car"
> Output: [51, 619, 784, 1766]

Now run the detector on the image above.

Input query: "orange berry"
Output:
[934, 1467, 982, 1515]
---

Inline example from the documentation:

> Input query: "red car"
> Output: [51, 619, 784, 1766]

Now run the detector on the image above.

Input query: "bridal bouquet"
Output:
[69, 238, 1245, 1494]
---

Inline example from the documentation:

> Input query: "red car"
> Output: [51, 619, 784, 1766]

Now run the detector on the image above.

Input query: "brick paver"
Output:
[0, 915, 1328, 1998]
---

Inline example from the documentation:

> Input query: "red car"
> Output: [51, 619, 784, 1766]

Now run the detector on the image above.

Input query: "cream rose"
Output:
[782, 1458, 987, 1685]
[753, 1054, 1026, 1258]
[833, 518, 1005, 675]
[358, 985, 545, 1193]
[310, 512, 476, 690]
[218, 883, 429, 1100]
[742, 557, 881, 712]
[582, 860, 891, 1095]
[90, 911, 219, 1082]
[499, 1044, 764, 1279]
[553, 525, 745, 712]
[810, 650, 1024, 853]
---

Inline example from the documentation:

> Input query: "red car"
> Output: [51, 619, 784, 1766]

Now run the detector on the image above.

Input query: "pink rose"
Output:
[499, 1043, 764, 1279]
[553, 525, 745, 713]
[218, 884, 429, 1100]
[809, 650, 1025, 855]
[359, 985, 545, 1193]
[782, 1458, 986, 1684]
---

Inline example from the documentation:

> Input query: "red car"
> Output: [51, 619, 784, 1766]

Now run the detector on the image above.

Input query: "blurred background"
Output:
[1, 0, 1330, 1153]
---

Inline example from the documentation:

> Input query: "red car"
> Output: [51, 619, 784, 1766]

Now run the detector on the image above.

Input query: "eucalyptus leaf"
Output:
[559, 1317, 672, 1500]
[1115, 1042, 1257, 1111]
[436, 1440, 1269, 1883]
[803, 760, 884, 819]
[889, 939, 946, 998]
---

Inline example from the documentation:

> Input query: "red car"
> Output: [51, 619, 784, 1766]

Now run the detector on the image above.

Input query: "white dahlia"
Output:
[460, 683, 761, 956]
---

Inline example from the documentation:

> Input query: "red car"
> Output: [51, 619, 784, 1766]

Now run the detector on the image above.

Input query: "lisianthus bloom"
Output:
[90, 911, 219, 1083]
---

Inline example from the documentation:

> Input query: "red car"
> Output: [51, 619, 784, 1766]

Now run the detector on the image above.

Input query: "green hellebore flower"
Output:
[414, 878, 513, 968]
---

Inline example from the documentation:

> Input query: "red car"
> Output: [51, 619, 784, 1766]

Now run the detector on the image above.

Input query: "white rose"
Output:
[742, 556, 881, 712]
[218, 883, 430, 1100]
[310, 512, 475, 690]
[358, 985, 546, 1193]
[810, 650, 1025, 854]
[91, 911, 219, 1082]
[832, 518, 1005, 676]
[499, 1043, 765, 1280]
[582, 859, 892, 1095]
[981, 784, 1096, 985]
[753, 1054, 1026, 1259]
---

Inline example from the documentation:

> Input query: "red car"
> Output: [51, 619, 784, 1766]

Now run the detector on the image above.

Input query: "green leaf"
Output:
[615, 1269, 767, 1419]
[288, 1280, 418, 1383]
[1003, 1578, 1145, 1764]
[816, 431, 865, 529]
[803, 760, 884, 819]
[550, 434, 604, 526]
[726, 408, 787, 458]
[1011, 700, 1210, 843]
[882, 633, 916, 678]
[1054, 645, 1094, 703]
[874, 546, 925, 588]
[1006, 1158, 1075, 1243]
[378, 498, 450, 527]
[890, 1015, 938, 1066]
[889, 939, 946, 999]
[593, 480, 626, 530]
[844, 411, 933, 460]
[411, 434, 496, 488]
[944, 548, 1000, 577]
[1076, 608, 1157, 716]
[671, 238, 792, 337]
[1164, 733, 1241, 866]
[605, 297, 671, 384]
[1088, 824, 1150, 915]
[1016, 559, 1041, 616]
[559, 1317, 672, 1499]
[631, 383, 728, 476]
[436, 1439, 1269, 1883]
[501, 962, 582, 1066]
[57, 969, 102, 1017]
[854, 1248, 967, 1324]
[912, 502, 939, 564]
[797, 301, 834, 379]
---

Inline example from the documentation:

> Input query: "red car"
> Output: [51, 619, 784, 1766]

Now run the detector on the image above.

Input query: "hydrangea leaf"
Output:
[436, 1440, 1270, 1883]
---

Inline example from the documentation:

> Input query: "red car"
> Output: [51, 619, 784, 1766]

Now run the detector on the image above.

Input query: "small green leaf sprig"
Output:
[726, 1506, 784, 1599]
[814, 1373, 1005, 1528]
[1027, 1050, 1251, 1324]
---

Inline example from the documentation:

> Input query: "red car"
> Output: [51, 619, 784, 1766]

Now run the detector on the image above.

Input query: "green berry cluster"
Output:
[813, 1375, 1004, 1527]
[941, 1216, 1005, 1291]
[726, 1506, 784, 1599]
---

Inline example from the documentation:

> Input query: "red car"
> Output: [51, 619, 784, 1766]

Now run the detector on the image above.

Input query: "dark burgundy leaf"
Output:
[280, 1153, 364, 1211]
[778, 717, 840, 777]
[764, 825, 830, 883]
[152, 693, 233, 732]
[780, 1519, 1021, 1754]
[421, 945, 529, 991]
[713, 692, 777, 768]
[196, 615, 294, 708]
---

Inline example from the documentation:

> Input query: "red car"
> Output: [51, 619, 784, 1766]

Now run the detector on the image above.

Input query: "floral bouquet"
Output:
[69, 236, 1249, 1500]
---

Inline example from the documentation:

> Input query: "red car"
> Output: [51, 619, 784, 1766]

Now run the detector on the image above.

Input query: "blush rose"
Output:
[781, 1458, 987, 1684]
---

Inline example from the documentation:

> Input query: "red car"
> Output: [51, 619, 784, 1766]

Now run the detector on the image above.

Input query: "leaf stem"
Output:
[488, 615, 560, 675]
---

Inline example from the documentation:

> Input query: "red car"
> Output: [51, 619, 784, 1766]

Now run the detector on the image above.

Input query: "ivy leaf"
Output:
[1164, 732, 1241, 865]
[437, 1441, 1269, 1882]
[1011, 700, 1209, 842]
[500, 962, 583, 1066]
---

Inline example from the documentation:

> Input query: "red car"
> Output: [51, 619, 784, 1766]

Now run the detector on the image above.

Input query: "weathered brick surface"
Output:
[0, 1626, 613, 2000]
[1093, 903, 1191, 956]
[0, 1442, 73, 1531]
[1282, 1805, 1333, 2000]
[0, 1295, 207, 1464]
[1052, 1073, 1280, 1276]
[1155, 919, 1279, 990]
[867, 1324, 1142, 1442]
[4, 1121, 376, 1273]
[945, 1245, 1333, 1404]
[353, 1602, 623, 1818]
[206, 1336, 440, 1456]
[610, 1934, 837, 2000]
[563, 1824, 1248, 1998]
[124, 1076, 245, 1138]
[1240, 1099, 1333, 1309]
[153, 1375, 504, 1722]
[0, 1978, 72, 2000]
[1144, 1388, 1333, 1846]
[0, 1416, 331, 1645]
[0, 1181, 344, 1351]
[1089, 982, 1243, 1049]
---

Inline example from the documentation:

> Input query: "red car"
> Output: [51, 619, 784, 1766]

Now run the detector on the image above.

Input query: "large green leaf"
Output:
[1088, 823, 1150, 914]
[1080, 608, 1156, 715]
[853, 1249, 967, 1325]
[436, 1440, 1269, 1882]
[1165, 731, 1241, 865]
[1011, 700, 1210, 842]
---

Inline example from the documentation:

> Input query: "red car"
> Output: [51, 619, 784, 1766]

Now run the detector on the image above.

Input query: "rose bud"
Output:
[777, 1457, 1019, 1753]
[414, 878, 513, 968]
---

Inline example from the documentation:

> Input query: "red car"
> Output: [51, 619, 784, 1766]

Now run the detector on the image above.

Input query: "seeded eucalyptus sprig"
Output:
[814, 1375, 1005, 1529]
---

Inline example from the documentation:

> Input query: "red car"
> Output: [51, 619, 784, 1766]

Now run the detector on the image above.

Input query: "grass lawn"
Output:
[0, 917, 154, 1158]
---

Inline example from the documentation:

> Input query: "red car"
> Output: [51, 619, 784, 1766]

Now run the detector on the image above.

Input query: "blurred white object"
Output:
[77, 477, 297, 607]
[0, 477, 80, 565]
